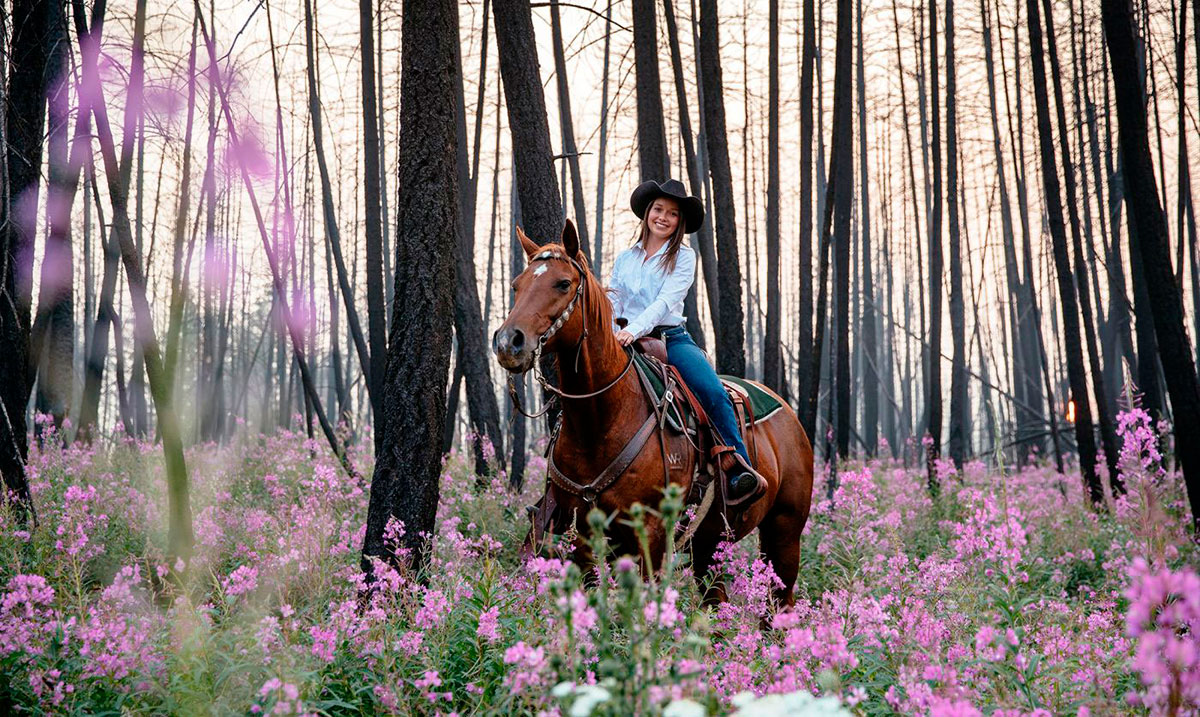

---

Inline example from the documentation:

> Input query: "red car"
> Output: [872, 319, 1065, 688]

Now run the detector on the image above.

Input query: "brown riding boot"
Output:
[711, 445, 768, 507]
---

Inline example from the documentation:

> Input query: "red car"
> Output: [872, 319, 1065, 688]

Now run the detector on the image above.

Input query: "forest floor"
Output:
[0, 410, 1196, 715]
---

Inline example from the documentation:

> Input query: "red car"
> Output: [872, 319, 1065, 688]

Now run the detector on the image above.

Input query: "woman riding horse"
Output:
[610, 179, 767, 506]
[493, 183, 813, 605]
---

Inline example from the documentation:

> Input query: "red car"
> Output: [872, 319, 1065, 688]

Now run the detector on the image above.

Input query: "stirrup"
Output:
[710, 446, 767, 507]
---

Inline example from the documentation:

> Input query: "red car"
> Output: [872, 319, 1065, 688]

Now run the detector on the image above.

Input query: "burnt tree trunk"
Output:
[363, 0, 459, 572]
[633, 0, 669, 180]
[493, 0, 562, 244]
[360, 0, 387, 453]
[452, 0, 504, 473]
[798, 0, 816, 416]
[1027, 0, 1103, 506]
[831, 0, 853, 459]
[857, 0, 877, 454]
[1104, 0, 1200, 532]
[33, 0, 74, 435]
[0, 0, 50, 518]
[764, 0, 782, 393]
[946, 0, 969, 468]
[699, 0, 746, 376]
[1044, 0, 1122, 489]
[926, 0, 944, 491]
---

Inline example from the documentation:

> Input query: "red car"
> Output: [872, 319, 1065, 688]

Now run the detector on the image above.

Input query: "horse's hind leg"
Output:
[758, 510, 803, 608]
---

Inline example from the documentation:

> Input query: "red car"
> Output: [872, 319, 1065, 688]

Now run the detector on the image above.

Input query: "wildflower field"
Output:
[1, 409, 1197, 716]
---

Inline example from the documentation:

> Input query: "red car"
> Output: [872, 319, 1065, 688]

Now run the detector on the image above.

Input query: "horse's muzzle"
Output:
[493, 326, 533, 372]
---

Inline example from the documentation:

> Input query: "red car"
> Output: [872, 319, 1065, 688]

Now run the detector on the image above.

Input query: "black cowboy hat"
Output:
[630, 178, 705, 234]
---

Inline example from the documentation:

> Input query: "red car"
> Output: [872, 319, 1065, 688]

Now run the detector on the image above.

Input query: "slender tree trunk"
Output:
[764, 0, 782, 393]
[594, 0, 612, 271]
[452, 0, 504, 473]
[1104, 0, 1200, 532]
[664, 0, 719, 334]
[1043, 0, 1122, 488]
[363, 0, 459, 573]
[857, 0, 877, 454]
[305, 0, 372, 404]
[830, 0, 853, 459]
[699, 0, 746, 376]
[798, 0, 816, 415]
[360, 0, 387, 453]
[946, 0, 969, 468]
[549, 0, 591, 259]
[1027, 0, 1103, 506]
[926, 0, 944, 490]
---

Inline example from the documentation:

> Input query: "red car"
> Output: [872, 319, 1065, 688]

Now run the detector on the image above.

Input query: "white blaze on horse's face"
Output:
[493, 246, 583, 373]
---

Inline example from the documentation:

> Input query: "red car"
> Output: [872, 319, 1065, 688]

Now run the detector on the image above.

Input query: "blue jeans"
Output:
[661, 326, 750, 464]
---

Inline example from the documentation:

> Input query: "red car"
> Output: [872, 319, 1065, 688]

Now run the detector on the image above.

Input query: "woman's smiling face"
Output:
[647, 197, 681, 242]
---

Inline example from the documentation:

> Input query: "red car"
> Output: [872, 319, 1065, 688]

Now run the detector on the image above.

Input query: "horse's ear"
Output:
[516, 226, 540, 260]
[561, 219, 580, 260]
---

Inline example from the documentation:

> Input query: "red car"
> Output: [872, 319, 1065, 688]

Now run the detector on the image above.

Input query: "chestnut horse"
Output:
[493, 220, 813, 605]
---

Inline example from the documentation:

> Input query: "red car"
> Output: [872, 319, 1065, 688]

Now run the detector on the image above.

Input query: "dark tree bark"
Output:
[857, 0, 877, 454]
[926, 0, 944, 491]
[493, 0, 563, 245]
[1104, 0, 1200, 532]
[764, 0, 782, 393]
[981, 0, 1031, 460]
[832, 0, 853, 460]
[663, 0, 719, 335]
[699, 0, 745, 376]
[363, 0, 460, 572]
[305, 0, 373, 408]
[1043, 0, 1121, 489]
[946, 0, 968, 468]
[549, 0, 591, 260]
[593, 0, 612, 271]
[632, 0, 669, 180]
[0, 0, 50, 518]
[360, 0, 387, 454]
[33, 0, 74, 435]
[1027, 0, 1103, 506]
[798, 0, 816, 416]
[451, 0, 504, 474]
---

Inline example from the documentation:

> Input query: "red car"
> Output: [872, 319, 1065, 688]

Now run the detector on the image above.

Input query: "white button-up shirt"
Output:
[607, 241, 697, 339]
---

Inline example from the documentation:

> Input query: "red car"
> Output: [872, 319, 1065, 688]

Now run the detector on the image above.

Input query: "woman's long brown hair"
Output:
[634, 200, 689, 273]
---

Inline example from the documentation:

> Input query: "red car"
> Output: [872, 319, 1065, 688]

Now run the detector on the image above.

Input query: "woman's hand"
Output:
[615, 330, 635, 347]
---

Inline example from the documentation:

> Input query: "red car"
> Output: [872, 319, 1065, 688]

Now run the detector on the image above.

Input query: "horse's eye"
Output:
[510, 278, 520, 292]
[555, 279, 572, 293]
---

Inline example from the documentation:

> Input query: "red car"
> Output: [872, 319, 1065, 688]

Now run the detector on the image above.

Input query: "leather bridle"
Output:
[507, 249, 634, 418]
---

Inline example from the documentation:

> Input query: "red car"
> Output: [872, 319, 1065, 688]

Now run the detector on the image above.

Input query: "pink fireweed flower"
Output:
[477, 606, 501, 643]
[503, 641, 548, 694]
[1124, 559, 1200, 713]
[309, 625, 338, 662]
[644, 587, 682, 629]
[416, 588, 451, 629]
[55, 484, 106, 560]
[222, 565, 259, 598]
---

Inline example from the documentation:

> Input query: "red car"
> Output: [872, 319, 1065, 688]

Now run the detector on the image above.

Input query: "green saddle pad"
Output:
[718, 375, 786, 420]
[631, 353, 785, 422]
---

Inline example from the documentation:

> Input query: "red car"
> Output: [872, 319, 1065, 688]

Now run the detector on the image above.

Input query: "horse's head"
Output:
[493, 219, 598, 373]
